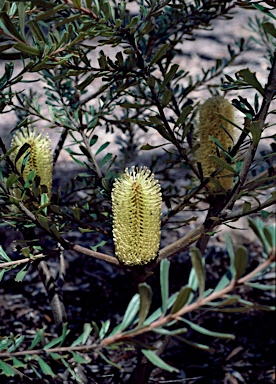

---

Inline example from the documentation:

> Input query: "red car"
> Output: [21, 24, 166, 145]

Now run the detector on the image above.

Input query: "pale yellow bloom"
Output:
[10, 128, 53, 197]
[112, 166, 162, 265]
[197, 96, 235, 191]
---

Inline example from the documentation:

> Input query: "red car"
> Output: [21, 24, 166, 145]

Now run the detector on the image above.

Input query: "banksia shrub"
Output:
[197, 95, 235, 191]
[10, 128, 53, 198]
[111, 166, 162, 266]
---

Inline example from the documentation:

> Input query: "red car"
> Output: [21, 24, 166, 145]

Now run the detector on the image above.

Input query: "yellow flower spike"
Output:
[197, 95, 235, 191]
[10, 128, 53, 198]
[112, 166, 162, 266]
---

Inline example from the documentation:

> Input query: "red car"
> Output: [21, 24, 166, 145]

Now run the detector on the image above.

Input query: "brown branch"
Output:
[0, 255, 44, 269]
[0, 343, 98, 358]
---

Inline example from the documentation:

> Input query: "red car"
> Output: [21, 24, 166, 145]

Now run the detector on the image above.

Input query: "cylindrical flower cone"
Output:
[197, 95, 235, 191]
[10, 128, 53, 198]
[112, 166, 162, 266]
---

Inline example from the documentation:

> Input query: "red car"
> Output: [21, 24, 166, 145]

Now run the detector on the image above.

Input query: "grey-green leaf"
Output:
[190, 248, 205, 297]
[234, 245, 248, 279]
[119, 293, 140, 332]
[0, 360, 14, 376]
[170, 285, 192, 314]
[237, 68, 265, 96]
[180, 317, 235, 339]
[37, 357, 55, 377]
[138, 283, 152, 327]
[141, 349, 179, 373]
[160, 259, 170, 314]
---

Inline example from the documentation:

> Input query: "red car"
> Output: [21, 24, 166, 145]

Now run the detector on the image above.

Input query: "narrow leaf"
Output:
[225, 232, 235, 276]
[176, 105, 193, 126]
[209, 156, 237, 174]
[37, 357, 55, 377]
[160, 259, 170, 314]
[180, 318, 235, 339]
[138, 283, 152, 326]
[150, 43, 170, 65]
[0, 246, 11, 262]
[159, 64, 179, 92]
[250, 121, 262, 146]
[170, 286, 192, 314]
[0, 360, 14, 376]
[262, 21, 276, 37]
[15, 264, 29, 282]
[234, 245, 248, 279]
[237, 68, 265, 96]
[119, 293, 140, 332]
[95, 141, 109, 156]
[176, 336, 214, 353]
[190, 248, 205, 297]
[141, 349, 179, 372]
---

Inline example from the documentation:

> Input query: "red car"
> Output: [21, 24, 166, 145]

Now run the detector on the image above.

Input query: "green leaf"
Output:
[237, 68, 265, 96]
[176, 105, 193, 126]
[190, 248, 205, 297]
[0, 246, 11, 262]
[242, 201, 251, 214]
[209, 156, 237, 174]
[118, 293, 140, 332]
[141, 143, 168, 150]
[99, 152, 112, 168]
[95, 142, 109, 156]
[160, 259, 170, 314]
[76, 74, 95, 91]
[141, 349, 179, 373]
[159, 64, 179, 92]
[225, 232, 235, 276]
[43, 323, 68, 350]
[262, 21, 276, 37]
[261, 210, 271, 219]
[71, 351, 88, 364]
[0, 11, 25, 42]
[161, 89, 173, 107]
[264, 226, 275, 248]
[246, 282, 276, 291]
[250, 121, 262, 146]
[37, 357, 55, 377]
[176, 336, 214, 353]
[138, 283, 152, 327]
[214, 270, 232, 292]
[180, 318, 235, 339]
[150, 43, 170, 65]
[23, 169, 36, 190]
[15, 264, 29, 282]
[143, 293, 178, 325]
[6, 173, 20, 189]
[234, 245, 248, 279]
[0, 146, 18, 162]
[37, 215, 50, 232]
[153, 327, 188, 335]
[13, 42, 39, 55]
[0, 360, 14, 376]
[99, 320, 111, 340]
[248, 217, 270, 255]
[170, 285, 192, 314]
[28, 20, 47, 43]
[72, 323, 93, 346]
[50, 224, 62, 241]
[30, 329, 43, 350]
[12, 358, 26, 368]
[14, 142, 30, 165]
